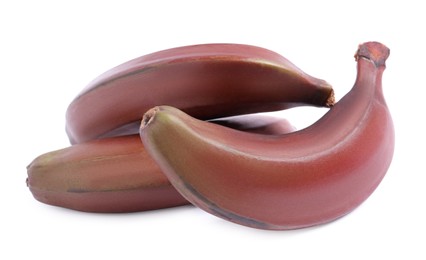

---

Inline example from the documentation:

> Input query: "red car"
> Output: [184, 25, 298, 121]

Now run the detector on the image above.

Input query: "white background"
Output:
[1, 0, 425, 259]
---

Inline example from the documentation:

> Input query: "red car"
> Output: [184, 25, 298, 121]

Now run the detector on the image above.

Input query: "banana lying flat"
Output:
[66, 43, 334, 144]
[27, 115, 296, 213]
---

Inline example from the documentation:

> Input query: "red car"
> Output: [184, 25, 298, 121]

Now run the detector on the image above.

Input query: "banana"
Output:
[27, 115, 295, 213]
[65, 43, 334, 144]
[139, 42, 395, 230]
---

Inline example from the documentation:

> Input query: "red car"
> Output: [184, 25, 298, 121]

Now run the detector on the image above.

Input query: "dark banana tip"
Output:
[326, 89, 335, 107]
[141, 107, 160, 130]
[355, 41, 390, 67]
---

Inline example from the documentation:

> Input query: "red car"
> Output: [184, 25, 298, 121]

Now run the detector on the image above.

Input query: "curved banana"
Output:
[66, 43, 333, 144]
[139, 42, 395, 230]
[27, 115, 295, 213]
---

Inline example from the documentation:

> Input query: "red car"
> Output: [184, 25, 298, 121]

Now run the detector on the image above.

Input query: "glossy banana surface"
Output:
[66, 43, 333, 144]
[27, 115, 295, 213]
[140, 42, 394, 230]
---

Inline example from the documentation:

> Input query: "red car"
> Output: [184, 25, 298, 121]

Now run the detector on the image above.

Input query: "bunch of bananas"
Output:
[27, 42, 394, 230]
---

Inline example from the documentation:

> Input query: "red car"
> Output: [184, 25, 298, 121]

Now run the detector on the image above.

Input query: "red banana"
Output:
[65, 43, 334, 144]
[27, 115, 295, 213]
[139, 42, 395, 230]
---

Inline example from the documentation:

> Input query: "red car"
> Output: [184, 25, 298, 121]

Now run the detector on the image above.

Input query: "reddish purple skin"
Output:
[140, 42, 394, 230]
[66, 43, 333, 144]
[27, 115, 296, 213]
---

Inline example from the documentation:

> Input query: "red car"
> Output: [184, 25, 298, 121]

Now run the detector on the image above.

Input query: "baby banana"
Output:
[139, 42, 395, 230]
[27, 115, 295, 213]
[65, 43, 334, 144]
